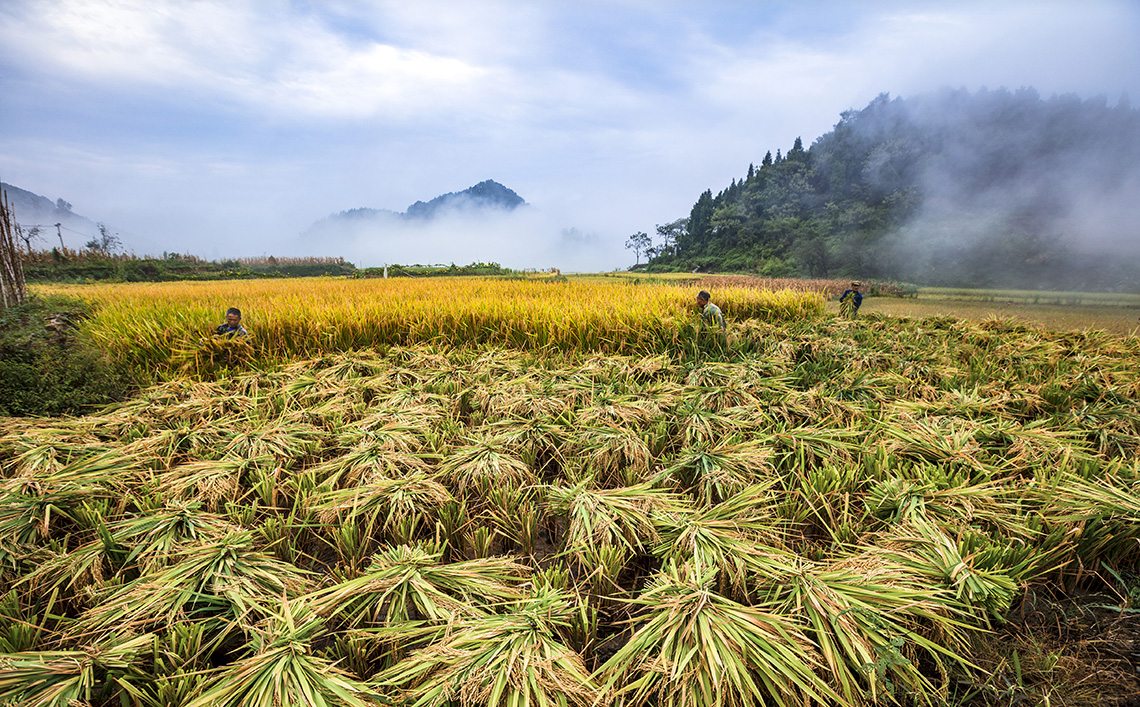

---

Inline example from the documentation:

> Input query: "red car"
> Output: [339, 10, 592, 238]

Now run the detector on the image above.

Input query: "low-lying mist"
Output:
[296, 203, 626, 273]
[889, 88, 1140, 289]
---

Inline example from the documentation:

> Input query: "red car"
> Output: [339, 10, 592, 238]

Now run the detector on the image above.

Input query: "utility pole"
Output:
[54, 223, 63, 249]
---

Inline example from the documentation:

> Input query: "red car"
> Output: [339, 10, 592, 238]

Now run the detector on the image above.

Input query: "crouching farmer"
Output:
[696, 290, 727, 351]
[697, 291, 726, 331]
[215, 307, 250, 339]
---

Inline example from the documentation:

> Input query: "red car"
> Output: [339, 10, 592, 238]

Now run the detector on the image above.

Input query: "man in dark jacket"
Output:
[215, 307, 249, 338]
[839, 281, 863, 319]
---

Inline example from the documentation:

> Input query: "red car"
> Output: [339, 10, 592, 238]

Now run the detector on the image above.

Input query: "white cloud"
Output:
[262, 43, 490, 118]
[0, 0, 499, 119]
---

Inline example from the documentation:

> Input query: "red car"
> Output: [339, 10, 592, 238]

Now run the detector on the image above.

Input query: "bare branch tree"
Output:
[86, 222, 121, 254]
[624, 231, 651, 266]
[17, 224, 41, 252]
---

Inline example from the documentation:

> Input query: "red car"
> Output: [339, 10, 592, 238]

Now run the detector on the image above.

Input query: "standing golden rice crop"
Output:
[36, 277, 824, 373]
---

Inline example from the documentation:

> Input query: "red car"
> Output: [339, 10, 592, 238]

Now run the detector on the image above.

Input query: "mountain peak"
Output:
[304, 179, 529, 240]
[405, 180, 527, 219]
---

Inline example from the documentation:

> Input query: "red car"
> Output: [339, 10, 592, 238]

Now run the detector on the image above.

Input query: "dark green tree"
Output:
[654, 218, 687, 259]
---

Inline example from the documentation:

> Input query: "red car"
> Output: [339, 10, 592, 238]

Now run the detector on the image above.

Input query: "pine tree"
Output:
[788, 136, 806, 161]
[684, 190, 715, 255]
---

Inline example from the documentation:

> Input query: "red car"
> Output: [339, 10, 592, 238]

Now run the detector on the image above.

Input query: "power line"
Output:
[60, 224, 98, 237]
[12, 224, 99, 237]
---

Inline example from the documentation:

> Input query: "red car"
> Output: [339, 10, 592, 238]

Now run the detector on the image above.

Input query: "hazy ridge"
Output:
[657, 88, 1140, 291]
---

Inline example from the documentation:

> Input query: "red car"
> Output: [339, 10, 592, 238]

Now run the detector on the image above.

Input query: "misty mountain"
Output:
[308, 179, 526, 233]
[296, 179, 615, 270]
[405, 180, 526, 219]
[653, 87, 1140, 291]
[0, 182, 101, 249]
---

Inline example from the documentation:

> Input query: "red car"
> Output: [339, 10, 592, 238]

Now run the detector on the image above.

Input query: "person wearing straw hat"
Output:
[839, 281, 863, 319]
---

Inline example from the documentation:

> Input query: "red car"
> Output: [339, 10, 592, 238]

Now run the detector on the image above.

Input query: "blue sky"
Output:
[2, 0, 1138, 269]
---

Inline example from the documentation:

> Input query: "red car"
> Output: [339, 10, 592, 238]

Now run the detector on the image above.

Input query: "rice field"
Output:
[2, 277, 1140, 706]
[35, 278, 822, 376]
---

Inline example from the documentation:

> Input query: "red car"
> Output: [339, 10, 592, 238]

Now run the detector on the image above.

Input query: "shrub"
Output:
[0, 296, 136, 416]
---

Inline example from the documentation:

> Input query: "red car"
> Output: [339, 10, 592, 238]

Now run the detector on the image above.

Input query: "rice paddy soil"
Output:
[853, 298, 1140, 337]
[979, 589, 1140, 706]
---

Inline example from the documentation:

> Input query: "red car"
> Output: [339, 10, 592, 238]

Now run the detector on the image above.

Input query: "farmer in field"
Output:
[697, 290, 726, 331]
[215, 307, 249, 339]
[839, 281, 863, 319]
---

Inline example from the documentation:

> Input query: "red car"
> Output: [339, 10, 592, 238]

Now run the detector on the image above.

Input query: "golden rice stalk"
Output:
[0, 426, 106, 478]
[305, 446, 432, 489]
[224, 419, 325, 463]
[375, 587, 600, 707]
[759, 555, 974, 706]
[103, 501, 240, 573]
[118, 420, 236, 468]
[596, 562, 840, 707]
[309, 473, 454, 544]
[77, 531, 311, 638]
[305, 543, 524, 629]
[45, 277, 825, 371]
[171, 334, 257, 377]
[675, 404, 749, 446]
[543, 480, 678, 560]
[485, 416, 569, 472]
[347, 418, 431, 454]
[879, 413, 988, 461]
[655, 440, 775, 505]
[471, 377, 548, 422]
[871, 519, 1023, 619]
[652, 485, 794, 597]
[577, 393, 661, 428]
[437, 436, 538, 497]
[563, 424, 654, 485]
[182, 598, 376, 707]
[160, 456, 269, 511]
[0, 633, 156, 707]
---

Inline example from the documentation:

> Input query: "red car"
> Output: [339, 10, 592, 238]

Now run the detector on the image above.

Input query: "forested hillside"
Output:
[648, 88, 1140, 291]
